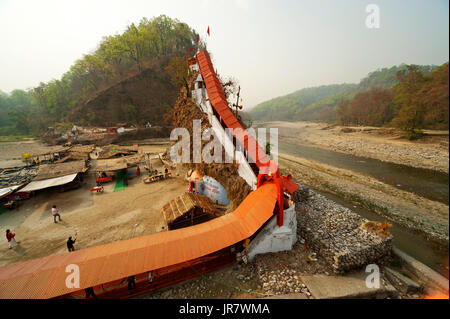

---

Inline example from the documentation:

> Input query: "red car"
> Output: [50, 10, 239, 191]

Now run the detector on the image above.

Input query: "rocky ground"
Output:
[138, 240, 331, 299]
[259, 121, 449, 173]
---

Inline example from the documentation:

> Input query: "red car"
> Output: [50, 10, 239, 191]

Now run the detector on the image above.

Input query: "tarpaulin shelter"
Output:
[20, 174, 78, 192]
[33, 160, 86, 181]
[0, 185, 21, 200]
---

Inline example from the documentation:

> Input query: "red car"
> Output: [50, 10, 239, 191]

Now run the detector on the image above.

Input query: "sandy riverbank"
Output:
[278, 152, 449, 246]
[259, 121, 449, 173]
[0, 139, 63, 169]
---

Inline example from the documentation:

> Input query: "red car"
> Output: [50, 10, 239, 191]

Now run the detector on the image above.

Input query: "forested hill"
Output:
[337, 63, 449, 136]
[249, 84, 355, 121]
[0, 15, 202, 136]
[249, 64, 438, 122]
[68, 58, 177, 127]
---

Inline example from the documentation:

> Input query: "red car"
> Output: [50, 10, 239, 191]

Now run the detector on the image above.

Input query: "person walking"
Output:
[148, 271, 153, 284]
[127, 276, 136, 294]
[6, 229, 19, 249]
[67, 232, 77, 252]
[84, 287, 97, 299]
[52, 205, 62, 223]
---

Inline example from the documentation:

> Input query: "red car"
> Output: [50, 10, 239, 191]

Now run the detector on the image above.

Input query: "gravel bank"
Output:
[260, 121, 449, 173]
[279, 154, 449, 246]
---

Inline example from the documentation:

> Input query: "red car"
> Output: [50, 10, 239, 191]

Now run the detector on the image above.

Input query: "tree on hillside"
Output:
[97, 35, 126, 73]
[391, 65, 427, 138]
[336, 88, 394, 126]
[392, 105, 424, 139]
[416, 63, 449, 129]
[4, 90, 35, 134]
[392, 63, 449, 132]
[336, 99, 351, 125]
[165, 57, 192, 97]
[335, 63, 448, 136]
[124, 103, 139, 125]
[122, 23, 146, 72]
[394, 65, 426, 107]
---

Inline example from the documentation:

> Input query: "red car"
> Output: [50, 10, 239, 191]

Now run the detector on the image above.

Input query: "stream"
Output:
[276, 141, 449, 278]
[278, 141, 449, 205]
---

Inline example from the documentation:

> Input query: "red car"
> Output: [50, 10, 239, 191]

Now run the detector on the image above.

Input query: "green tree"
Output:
[124, 103, 139, 125]
[392, 105, 424, 139]
[165, 57, 191, 97]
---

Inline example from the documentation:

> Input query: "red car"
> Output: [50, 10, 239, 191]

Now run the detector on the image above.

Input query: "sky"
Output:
[0, 0, 448, 108]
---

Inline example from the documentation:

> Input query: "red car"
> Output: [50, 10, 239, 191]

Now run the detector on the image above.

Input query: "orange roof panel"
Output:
[0, 183, 277, 299]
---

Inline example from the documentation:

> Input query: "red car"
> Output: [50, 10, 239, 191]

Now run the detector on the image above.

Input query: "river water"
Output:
[276, 141, 449, 278]
[278, 141, 449, 205]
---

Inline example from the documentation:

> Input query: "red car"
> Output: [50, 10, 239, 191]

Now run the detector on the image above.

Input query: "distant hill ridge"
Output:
[249, 64, 437, 122]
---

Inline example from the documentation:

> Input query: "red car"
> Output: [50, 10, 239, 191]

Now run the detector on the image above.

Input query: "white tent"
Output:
[20, 174, 78, 192]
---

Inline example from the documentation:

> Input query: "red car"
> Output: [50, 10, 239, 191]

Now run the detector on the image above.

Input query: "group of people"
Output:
[148, 167, 169, 176]
[5, 199, 159, 299]
[126, 271, 154, 296]
[6, 205, 77, 252]
[52, 205, 78, 252]
[84, 271, 154, 299]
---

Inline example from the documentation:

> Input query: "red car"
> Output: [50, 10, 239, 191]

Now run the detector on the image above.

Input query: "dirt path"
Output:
[259, 121, 449, 173]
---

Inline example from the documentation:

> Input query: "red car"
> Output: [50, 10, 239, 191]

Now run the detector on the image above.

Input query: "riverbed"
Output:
[278, 141, 449, 205]
[263, 121, 449, 278]
[259, 121, 449, 173]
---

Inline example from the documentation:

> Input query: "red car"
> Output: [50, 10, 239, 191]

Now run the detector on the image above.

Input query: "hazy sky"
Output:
[0, 0, 448, 108]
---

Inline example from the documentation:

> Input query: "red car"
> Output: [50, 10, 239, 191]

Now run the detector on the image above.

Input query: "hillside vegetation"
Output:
[337, 63, 449, 138]
[0, 15, 202, 136]
[249, 84, 355, 121]
[249, 64, 441, 125]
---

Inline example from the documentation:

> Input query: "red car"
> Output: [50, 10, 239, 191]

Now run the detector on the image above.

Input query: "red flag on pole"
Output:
[207, 26, 210, 36]
[197, 34, 199, 43]
[189, 47, 193, 52]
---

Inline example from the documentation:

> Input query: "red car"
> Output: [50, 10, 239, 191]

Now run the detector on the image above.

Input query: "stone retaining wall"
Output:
[296, 187, 393, 273]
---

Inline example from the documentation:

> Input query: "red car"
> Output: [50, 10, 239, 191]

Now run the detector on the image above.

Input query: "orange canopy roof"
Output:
[196, 51, 271, 170]
[0, 183, 277, 299]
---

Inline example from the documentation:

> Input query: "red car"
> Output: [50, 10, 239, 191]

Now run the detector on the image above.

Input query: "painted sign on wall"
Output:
[200, 176, 230, 206]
